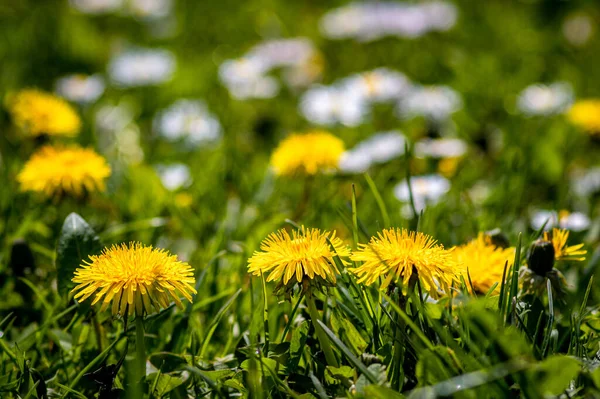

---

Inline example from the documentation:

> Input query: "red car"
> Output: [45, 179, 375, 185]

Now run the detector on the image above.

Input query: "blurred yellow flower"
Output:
[452, 233, 514, 294]
[544, 228, 586, 262]
[567, 100, 600, 134]
[248, 226, 350, 286]
[7, 89, 81, 137]
[438, 157, 461, 177]
[17, 146, 111, 198]
[271, 131, 345, 176]
[72, 242, 197, 318]
[174, 192, 193, 208]
[351, 228, 459, 297]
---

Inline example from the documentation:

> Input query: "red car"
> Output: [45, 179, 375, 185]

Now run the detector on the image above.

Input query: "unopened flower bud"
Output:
[527, 239, 555, 275]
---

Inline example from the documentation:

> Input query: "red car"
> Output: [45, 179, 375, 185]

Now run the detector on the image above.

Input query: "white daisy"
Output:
[414, 138, 467, 158]
[299, 85, 368, 126]
[531, 210, 591, 232]
[69, 0, 122, 14]
[394, 174, 450, 215]
[154, 100, 222, 147]
[155, 164, 192, 191]
[108, 47, 175, 87]
[397, 85, 462, 121]
[55, 74, 105, 104]
[516, 82, 573, 116]
[339, 131, 407, 173]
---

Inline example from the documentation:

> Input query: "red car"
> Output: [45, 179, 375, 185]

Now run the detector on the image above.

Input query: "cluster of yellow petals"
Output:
[7, 89, 81, 137]
[567, 99, 600, 135]
[17, 146, 111, 198]
[248, 227, 350, 285]
[270, 131, 345, 176]
[72, 243, 197, 318]
[544, 228, 586, 262]
[452, 233, 515, 294]
[350, 228, 459, 297]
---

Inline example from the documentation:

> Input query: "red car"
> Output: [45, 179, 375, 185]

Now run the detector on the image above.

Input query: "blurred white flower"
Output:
[571, 167, 600, 197]
[55, 74, 105, 104]
[340, 131, 406, 173]
[155, 164, 192, 191]
[95, 103, 144, 164]
[343, 68, 412, 102]
[219, 38, 320, 99]
[95, 104, 135, 133]
[219, 58, 279, 99]
[394, 174, 450, 215]
[531, 210, 591, 232]
[414, 138, 467, 158]
[516, 82, 573, 116]
[69, 0, 122, 14]
[154, 100, 222, 147]
[248, 38, 315, 70]
[320, 1, 458, 41]
[562, 13, 594, 47]
[108, 48, 175, 87]
[397, 85, 462, 121]
[127, 0, 172, 19]
[300, 85, 368, 126]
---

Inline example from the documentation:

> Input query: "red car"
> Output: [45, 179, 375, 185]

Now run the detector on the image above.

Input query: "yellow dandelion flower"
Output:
[453, 233, 515, 294]
[17, 146, 111, 198]
[7, 89, 81, 137]
[71, 242, 197, 318]
[350, 228, 459, 297]
[271, 131, 345, 176]
[248, 227, 350, 286]
[567, 100, 600, 135]
[544, 228, 586, 262]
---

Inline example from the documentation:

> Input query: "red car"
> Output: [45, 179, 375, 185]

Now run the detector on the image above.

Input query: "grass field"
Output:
[1, 0, 600, 397]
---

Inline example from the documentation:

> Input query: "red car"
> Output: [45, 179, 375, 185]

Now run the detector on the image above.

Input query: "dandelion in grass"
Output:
[17, 146, 111, 199]
[7, 89, 81, 137]
[544, 228, 586, 262]
[248, 227, 350, 291]
[567, 100, 600, 135]
[350, 228, 459, 297]
[453, 233, 515, 294]
[72, 242, 197, 318]
[271, 131, 345, 176]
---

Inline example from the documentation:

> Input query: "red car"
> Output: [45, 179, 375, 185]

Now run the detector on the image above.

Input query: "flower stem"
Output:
[305, 293, 338, 367]
[391, 292, 406, 391]
[135, 315, 146, 383]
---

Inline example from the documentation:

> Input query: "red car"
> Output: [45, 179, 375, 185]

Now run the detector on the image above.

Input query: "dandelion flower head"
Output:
[453, 233, 514, 294]
[72, 242, 197, 318]
[567, 99, 600, 134]
[248, 227, 350, 288]
[544, 228, 586, 262]
[351, 228, 459, 297]
[7, 89, 81, 137]
[271, 131, 345, 176]
[17, 146, 111, 198]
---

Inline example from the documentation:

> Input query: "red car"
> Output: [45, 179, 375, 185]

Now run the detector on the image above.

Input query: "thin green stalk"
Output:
[136, 316, 146, 383]
[391, 293, 406, 391]
[305, 293, 338, 367]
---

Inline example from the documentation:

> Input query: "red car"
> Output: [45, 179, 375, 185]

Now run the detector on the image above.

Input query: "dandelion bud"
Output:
[527, 239, 555, 275]
[485, 228, 510, 249]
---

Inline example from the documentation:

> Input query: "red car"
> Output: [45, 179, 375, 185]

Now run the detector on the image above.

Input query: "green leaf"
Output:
[330, 309, 368, 355]
[149, 352, 188, 373]
[364, 385, 405, 399]
[55, 213, 102, 298]
[148, 373, 185, 396]
[325, 365, 354, 385]
[288, 321, 309, 372]
[355, 364, 387, 395]
[528, 355, 580, 396]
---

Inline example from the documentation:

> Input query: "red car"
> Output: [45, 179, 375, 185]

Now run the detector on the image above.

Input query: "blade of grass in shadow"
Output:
[316, 319, 378, 384]
[364, 173, 391, 228]
[505, 233, 522, 325]
[199, 289, 242, 358]
[541, 280, 555, 357]
[309, 372, 329, 399]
